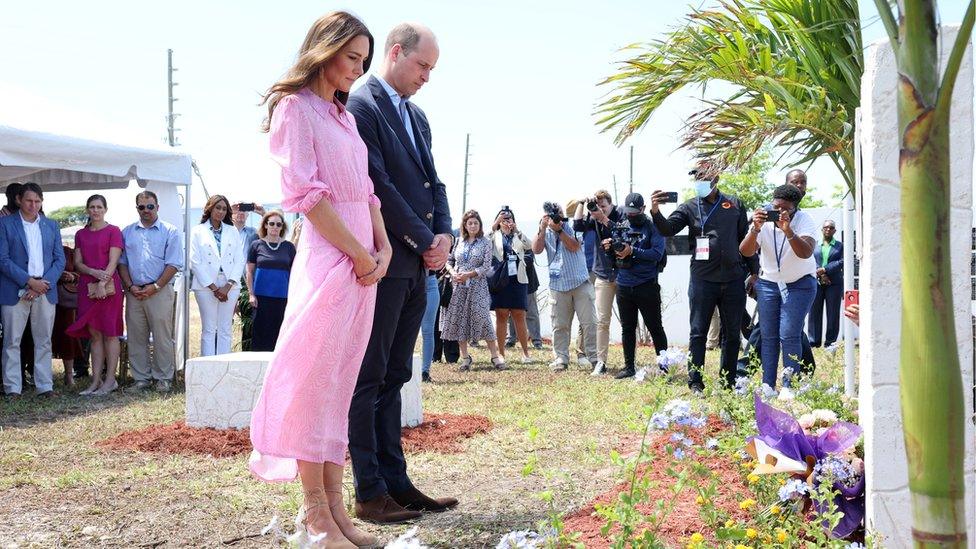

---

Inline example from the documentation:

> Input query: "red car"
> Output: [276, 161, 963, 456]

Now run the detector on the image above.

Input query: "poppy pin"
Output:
[722, 201, 732, 209]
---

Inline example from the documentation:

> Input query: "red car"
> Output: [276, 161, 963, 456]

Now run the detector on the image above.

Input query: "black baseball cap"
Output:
[622, 192, 645, 214]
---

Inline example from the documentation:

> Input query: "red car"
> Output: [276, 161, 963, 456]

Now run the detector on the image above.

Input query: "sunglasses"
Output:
[137, 204, 157, 211]
[266, 221, 283, 227]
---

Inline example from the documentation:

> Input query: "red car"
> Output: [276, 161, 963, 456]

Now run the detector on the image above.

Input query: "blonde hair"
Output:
[257, 210, 288, 239]
[261, 11, 374, 132]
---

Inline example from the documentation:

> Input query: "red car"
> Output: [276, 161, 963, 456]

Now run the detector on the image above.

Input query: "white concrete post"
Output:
[858, 27, 975, 547]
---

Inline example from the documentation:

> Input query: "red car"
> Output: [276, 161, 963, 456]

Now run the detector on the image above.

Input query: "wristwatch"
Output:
[152, 282, 160, 291]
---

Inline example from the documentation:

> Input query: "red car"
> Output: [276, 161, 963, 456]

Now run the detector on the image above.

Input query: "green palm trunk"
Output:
[874, 0, 974, 546]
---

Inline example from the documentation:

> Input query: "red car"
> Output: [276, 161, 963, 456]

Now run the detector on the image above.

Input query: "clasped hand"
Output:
[422, 234, 452, 270]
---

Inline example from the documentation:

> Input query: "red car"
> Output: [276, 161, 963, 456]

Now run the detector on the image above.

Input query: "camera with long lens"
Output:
[606, 221, 643, 269]
[543, 201, 567, 224]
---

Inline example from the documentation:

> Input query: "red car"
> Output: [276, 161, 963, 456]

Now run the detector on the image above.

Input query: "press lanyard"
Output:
[697, 195, 722, 237]
[462, 240, 471, 262]
[772, 227, 789, 272]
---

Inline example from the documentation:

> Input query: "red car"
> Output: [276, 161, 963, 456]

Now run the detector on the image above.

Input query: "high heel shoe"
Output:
[324, 489, 379, 548]
[298, 501, 357, 549]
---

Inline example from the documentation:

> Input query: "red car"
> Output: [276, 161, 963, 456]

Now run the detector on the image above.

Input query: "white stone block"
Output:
[185, 352, 424, 430]
[185, 352, 272, 429]
[400, 355, 424, 428]
[860, 26, 976, 548]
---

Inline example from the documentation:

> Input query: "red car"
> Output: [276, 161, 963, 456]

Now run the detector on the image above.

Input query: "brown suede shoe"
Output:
[354, 494, 421, 524]
[390, 486, 459, 512]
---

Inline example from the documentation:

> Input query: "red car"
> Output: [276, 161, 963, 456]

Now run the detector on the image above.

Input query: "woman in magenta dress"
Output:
[67, 194, 124, 396]
[248, 12, 391, 549]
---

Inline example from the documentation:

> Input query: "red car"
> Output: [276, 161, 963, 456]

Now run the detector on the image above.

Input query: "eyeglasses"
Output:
[137, 204, 156, 211]
[266, 221, 283, 227]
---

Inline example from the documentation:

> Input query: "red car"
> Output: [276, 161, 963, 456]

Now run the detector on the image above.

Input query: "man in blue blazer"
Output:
[808, 220, 844, 347]
[0, 183, 66, 397]
[346, 23, 457, 523]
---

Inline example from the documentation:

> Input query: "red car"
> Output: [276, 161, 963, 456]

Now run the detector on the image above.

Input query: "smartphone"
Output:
[844, 290, 859, 307]
[765, 209, 781, 222]
[661, 192, 679, 203]
[237, 202, 255, 212]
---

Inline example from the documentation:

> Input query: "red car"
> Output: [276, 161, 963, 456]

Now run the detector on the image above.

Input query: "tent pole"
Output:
[182, 180, 191, 374]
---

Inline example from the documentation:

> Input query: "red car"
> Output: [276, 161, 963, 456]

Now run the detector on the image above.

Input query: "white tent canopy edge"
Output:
[0, 123, 194, 373]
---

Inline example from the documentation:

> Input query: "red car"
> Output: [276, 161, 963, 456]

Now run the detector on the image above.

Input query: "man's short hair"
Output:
[18, 182, 43, 200]
[135, 190, 159, 205]
[595, 190, 612, 204]
[385, 23, 422, 55]
[823, 220, 836, 228]
[772, 184, 804, 205]
[785, 169, 807, 183]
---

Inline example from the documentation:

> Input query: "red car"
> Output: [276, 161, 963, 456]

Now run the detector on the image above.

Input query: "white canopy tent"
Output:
[0, 124, 195, 372]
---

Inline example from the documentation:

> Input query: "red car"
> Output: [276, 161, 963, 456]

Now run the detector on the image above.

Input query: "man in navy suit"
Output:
[346, 23, 457, 523]
[0, 183, 66, 397]
[808, 219, 844, 348]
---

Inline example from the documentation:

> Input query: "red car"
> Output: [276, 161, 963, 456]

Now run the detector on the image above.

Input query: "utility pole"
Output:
[612, 175, 619, 204]
[167, 49, 180, 146]
[628, 146, 634, 194]
[461, 133, 471, 213]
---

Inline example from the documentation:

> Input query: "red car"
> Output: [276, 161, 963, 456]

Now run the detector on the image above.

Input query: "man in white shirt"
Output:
[0, 183, 66, 397]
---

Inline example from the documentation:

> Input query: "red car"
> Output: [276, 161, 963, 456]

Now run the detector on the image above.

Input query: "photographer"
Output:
[532, 201, 597, 371]
[602, 193, 667, 379]
[739, 184, 817, 389]
[573, 190, 622, 375]
[650, 160, 754, 392]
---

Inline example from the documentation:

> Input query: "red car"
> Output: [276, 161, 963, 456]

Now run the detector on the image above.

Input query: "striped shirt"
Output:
[544, 229, 589, 292]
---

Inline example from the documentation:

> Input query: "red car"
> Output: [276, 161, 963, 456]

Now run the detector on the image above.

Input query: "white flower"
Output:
[761, 384, 778, 399]
[798, 414, 816, 430]
[811, 409, 838, 425]
[260, 516, 279, 536]
[734, 377, 750, 395]
[705, 438, 719, 450]
[496, 530, 551, 548]
[387, 526, 428, 549]
[634, 367, 648, 382]
[777, 387, 795, 401]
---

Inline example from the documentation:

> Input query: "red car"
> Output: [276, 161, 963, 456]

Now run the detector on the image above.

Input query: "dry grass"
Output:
[0, 307, 852, 548]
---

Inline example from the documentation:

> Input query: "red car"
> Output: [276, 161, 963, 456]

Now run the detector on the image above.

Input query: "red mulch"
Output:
[562, 416, 755, 548]
[96, 413, 492, 458]
[400, 413, 493, 454]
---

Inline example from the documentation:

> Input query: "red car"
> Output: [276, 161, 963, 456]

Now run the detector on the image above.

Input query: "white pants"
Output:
[2, 297, 56, 394]
[194, 274, 240, 357]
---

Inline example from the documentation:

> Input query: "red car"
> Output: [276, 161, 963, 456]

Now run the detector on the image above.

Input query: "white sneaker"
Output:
[590, 361, 607, 376]
[521, 354, 533, 364]
[577, 355, 591, 367]
[549, 359, 568, 371]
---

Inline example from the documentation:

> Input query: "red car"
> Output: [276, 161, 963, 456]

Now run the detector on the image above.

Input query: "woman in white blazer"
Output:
[190, 195, 245, 356]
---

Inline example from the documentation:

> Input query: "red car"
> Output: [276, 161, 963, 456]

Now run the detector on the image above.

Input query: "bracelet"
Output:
[786, 233, 797, 241]
[750, 227, 761, 235]
[357, 264, 379, 280]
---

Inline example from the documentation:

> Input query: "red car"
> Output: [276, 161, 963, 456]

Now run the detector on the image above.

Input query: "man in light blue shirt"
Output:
[531, 202, 597, 370]
[117, 191, 184, 392]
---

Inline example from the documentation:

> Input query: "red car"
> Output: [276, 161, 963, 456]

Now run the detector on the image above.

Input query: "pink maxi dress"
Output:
[249, 88, 380, 481]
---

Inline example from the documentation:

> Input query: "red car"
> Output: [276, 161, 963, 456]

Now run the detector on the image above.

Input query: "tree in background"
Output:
[47, 205, 86, 228]
[873, 0, 974, 546]
[597, 0, 862, 194]
[680, 147, 826, 209]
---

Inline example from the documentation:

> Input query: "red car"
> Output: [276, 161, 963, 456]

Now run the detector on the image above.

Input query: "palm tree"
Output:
[596, 0, 861, 192]
[873, 1, 974, 546]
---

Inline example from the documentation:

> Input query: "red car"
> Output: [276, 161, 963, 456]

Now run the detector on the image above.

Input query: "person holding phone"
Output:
[650, 160, 755, 392]
[739, 184, 817, 389]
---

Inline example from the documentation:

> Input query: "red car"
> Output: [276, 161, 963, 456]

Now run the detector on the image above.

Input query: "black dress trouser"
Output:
[616, 279, 668, 368]
[348, 271, 427, 502]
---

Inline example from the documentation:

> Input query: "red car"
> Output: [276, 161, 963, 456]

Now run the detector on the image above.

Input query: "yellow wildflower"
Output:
[696, 495, 706, 505]
[725, 519, 736, 528]
[747, 474, 760, 484]
[690, 533, 704, 543]
[776, 529, 788, 543]
[779, 478, 787, 486]
[735, 545, 750, 549]
[746, 528, 758, 539]
[739, 498, 757, 510]
[770, 505, 781, 515]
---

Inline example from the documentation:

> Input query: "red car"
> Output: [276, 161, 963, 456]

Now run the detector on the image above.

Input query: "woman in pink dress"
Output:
[67, 194, 124, 396]
[249, 12, 391, 549]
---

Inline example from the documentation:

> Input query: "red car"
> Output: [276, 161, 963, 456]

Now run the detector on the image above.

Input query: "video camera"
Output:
[606, 221, 643, 269]
[543, 201, 568, 224]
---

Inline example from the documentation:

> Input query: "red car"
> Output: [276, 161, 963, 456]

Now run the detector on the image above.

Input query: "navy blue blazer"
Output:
[347, 76, 452, 279]
[0, 213, 66, 305]
[814, 238, 844, 285]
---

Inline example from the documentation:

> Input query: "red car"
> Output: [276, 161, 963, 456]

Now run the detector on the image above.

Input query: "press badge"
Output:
[507, 253, 518, 276]
[695, 237, 710, 261]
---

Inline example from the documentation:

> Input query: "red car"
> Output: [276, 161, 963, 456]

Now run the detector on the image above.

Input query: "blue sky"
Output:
[2, 0, 973, 222]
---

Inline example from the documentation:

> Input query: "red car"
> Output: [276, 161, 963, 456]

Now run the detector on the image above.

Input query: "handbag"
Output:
[438, 272, 454, 307]
[87, 279, 116, 300]
[524, 252, 540, 295]
[488, 256, 510, 294]
[57, 278, 78, 309]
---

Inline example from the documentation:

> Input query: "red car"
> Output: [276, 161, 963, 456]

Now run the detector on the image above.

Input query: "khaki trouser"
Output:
[2, 297, 55, 394]
[125, 284, 177, 382]
[575, 274, 616, 363]
[707, 307, 721, 349]
[552, 280, 597, 364]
